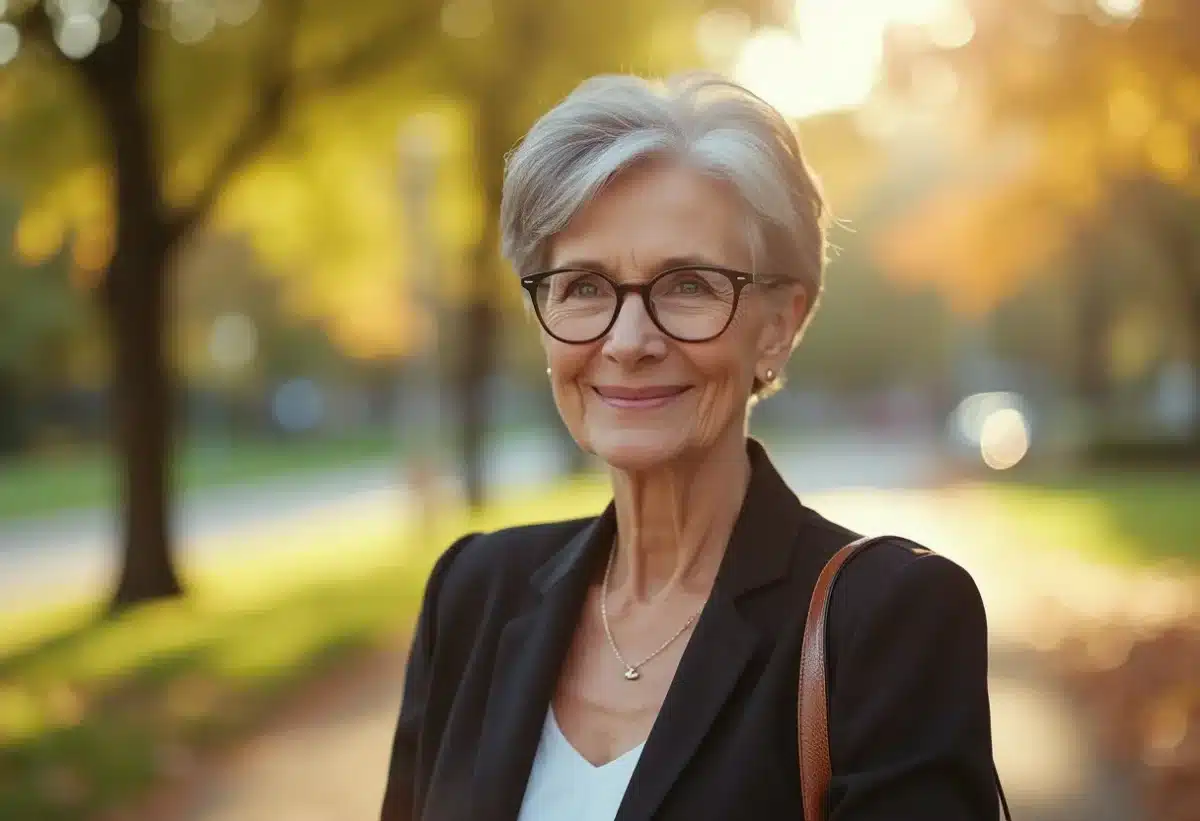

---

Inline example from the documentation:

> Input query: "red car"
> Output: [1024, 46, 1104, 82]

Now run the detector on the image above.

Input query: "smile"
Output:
[591, 385, 691, 409]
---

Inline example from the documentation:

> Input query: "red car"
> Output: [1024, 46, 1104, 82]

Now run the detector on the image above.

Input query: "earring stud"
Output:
[764, 368, 775, 382]
[546, 367, 552, 377]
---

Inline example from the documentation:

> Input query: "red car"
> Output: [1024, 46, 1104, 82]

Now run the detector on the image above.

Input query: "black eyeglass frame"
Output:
[520, 265, 800, 344]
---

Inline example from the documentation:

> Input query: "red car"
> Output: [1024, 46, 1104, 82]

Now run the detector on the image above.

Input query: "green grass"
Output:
[0, 432, 404, 521]
[0, 476, 612, 821]
[981, 469, 1200, 568]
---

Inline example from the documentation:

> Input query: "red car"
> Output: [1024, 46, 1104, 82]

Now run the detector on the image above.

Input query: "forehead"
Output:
[548, 159, 752, 273]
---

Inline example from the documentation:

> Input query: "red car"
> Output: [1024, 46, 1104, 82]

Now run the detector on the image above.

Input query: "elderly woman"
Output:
[381, 73, 1002, 821]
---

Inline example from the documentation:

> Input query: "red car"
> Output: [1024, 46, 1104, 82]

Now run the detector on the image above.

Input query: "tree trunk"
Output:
[105, 239, 183, 610]
[1073, 233, 1111, 434]
[0, 370, 27, 457]
[457, 293, 497, 509]
[1190, 292, 1200, 443]
[457, 106, 510, 510]
[83, 2, 185, 612]
[1156, 205, 1200, 442]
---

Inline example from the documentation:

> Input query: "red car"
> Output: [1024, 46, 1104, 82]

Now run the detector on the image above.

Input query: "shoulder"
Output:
[801, 504, 980, 596]
[842, 535, 981, 612]
[797, 509, 986, 655]
[837, 547, 987, 683]
[427, 515, 599, 615]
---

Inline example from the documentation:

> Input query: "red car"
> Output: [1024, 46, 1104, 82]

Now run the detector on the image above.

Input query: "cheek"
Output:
[545, 337, 593, 381]
[689, 336, 758, 428]
[703, 316, 760, 385]
[545, 339, 594, 418]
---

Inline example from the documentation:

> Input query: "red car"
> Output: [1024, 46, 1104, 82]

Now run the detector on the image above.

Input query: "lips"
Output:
[592, 385, 691, 409]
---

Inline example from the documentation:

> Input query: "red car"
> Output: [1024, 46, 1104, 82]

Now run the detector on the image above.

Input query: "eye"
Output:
[546, 271, 610, 301]
[666, 271, 717, 296]
[568, 279, 601, 298]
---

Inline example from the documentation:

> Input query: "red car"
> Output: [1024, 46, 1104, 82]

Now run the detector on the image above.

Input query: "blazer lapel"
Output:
[616, 439, 809, 821]
[615, 592, 758, 821]
[470, 507, 616, 821]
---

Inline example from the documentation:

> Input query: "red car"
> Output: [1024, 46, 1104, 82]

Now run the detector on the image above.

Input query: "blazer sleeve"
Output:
[380, 533, 477, 821]
[826, 553, 1000, 820]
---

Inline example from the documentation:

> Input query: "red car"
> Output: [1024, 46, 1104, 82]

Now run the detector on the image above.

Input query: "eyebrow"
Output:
[552, 253, 726, 274]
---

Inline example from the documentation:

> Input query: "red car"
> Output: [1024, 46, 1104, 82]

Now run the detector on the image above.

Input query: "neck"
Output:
[608, 430, 752, 603]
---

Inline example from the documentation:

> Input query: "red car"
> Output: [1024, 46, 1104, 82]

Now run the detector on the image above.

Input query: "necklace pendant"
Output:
[623, 667, 641, 681]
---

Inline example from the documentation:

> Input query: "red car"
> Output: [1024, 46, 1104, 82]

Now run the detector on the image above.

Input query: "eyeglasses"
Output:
[520, 265, 799, 344]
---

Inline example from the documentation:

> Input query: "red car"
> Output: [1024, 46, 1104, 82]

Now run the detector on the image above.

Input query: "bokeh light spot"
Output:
[55, 13, 101, 59]
[0, 23, 19, 66]
[979, 408, 1031, 471]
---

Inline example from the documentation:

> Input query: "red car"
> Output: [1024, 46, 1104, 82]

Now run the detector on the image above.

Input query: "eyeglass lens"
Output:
[533, 269, 737, 342]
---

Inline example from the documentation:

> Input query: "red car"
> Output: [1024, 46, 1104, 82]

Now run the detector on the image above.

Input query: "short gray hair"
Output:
[500, 71, 828, 340]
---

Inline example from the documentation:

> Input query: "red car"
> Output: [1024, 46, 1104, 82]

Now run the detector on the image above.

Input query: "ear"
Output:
[756, 284, 808, 364]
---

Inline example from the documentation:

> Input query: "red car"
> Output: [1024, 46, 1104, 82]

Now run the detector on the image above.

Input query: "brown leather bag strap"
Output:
[797, 536, 1013, 821]
[797, 536, 875, 821]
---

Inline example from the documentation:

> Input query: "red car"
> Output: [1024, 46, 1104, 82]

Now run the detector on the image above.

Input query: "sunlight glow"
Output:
[1097, 0, 1143, 19]
[733, 0, 969, 120]
[694, 8, 754, 66]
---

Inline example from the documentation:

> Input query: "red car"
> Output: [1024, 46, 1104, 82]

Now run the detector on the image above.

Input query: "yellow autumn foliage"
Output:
[876, 0, 1198, 311]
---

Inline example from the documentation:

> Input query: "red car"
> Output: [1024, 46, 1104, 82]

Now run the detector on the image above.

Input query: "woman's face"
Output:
[540, 159, 806, 471]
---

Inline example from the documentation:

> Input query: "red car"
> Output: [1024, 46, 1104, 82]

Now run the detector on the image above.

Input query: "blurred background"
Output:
[0, 0, 1196, 819]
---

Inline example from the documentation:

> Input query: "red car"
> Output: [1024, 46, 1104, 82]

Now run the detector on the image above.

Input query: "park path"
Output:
[0, 429, 925, 615]
[0, 431, 568, 615]
[107, 438, 1147, 821]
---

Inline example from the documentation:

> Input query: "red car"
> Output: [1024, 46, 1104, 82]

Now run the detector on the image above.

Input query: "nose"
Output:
[602, 292, 666, 364]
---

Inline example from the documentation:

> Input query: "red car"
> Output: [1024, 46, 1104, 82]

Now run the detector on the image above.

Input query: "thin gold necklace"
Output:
[599, 545, 705, 681]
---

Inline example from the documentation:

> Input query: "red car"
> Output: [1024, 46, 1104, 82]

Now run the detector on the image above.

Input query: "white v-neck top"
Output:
[516, 709, 646, 821]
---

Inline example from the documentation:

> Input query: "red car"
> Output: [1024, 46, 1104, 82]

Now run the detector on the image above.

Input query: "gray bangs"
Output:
[500, 72, 826, 303]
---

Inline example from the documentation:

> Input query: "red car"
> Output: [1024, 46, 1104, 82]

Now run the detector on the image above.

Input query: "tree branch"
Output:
[172, 0, 303, 240]
[12, 3, 51, 42]
[295, 2, 444, 95]
[174, 1, 443, 241]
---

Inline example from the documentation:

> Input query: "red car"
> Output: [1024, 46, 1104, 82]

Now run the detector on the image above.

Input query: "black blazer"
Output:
[381, 440, 1001, 820]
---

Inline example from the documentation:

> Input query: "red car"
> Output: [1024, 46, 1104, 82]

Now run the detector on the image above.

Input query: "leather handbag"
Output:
[797, 536, 1013, 821]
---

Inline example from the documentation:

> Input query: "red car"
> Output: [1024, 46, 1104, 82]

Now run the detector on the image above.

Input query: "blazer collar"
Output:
[529, 437, 805, 601]
[530, 501, 616, 595]
[711, 436, 808, 598]
[472, 438, 810, 821]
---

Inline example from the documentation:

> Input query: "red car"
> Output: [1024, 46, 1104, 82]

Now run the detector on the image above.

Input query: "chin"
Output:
[588, 427, 692, 472]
